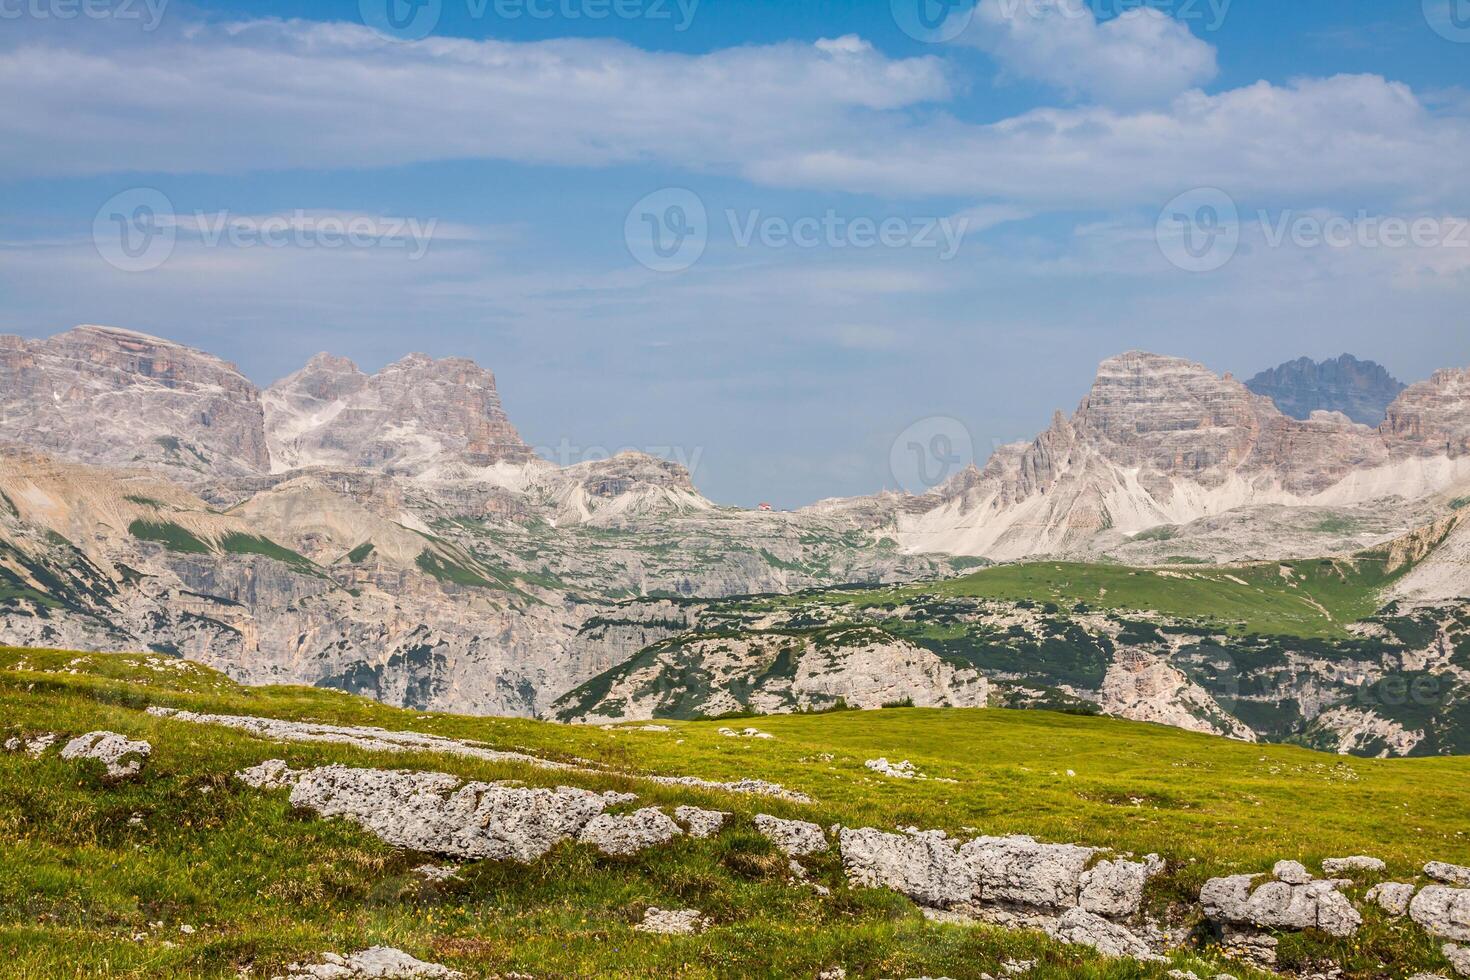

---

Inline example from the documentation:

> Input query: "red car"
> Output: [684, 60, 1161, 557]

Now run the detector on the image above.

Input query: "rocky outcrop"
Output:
[264, 352, 531, 474]
[288, 765, 615, 861]
[674, 805, 729, 839]
[0, 326, 268, 478]
[1199, 869, 1361, 938]
[577, 807, 683, 856]
[271, 947, 462, 980]
[59, 730, 151, 779]
[635, 908, 704, 935]
[1246, 355, 1405, 426]
[554, 627, 988, 723]
[755, 815, 829, 857]
[1367, 881, 1416, 916]
[1412, 886, 1470, 941]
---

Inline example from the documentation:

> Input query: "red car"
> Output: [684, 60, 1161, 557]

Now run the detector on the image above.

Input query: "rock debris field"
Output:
[10, 716, 1470, 979]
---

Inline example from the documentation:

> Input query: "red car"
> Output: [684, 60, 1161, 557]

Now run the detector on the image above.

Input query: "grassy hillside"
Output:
[3, 647, 1469, 978]
[796, 553, 1413, 640]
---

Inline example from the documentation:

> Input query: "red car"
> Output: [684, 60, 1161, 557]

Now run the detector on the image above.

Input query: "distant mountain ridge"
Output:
[0, 324, 1467, 724]
[1246, 354, 1406, 426]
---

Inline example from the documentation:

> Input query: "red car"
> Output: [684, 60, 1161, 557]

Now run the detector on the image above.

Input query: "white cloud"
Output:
[1, 18, 1467, 215]
[962, 0, 1218, 107]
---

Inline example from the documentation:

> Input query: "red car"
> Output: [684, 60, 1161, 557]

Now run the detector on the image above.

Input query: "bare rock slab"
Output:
[271, 946, 462, 979]
[60, 731, 151, 780]
[755, 814, 829, 857]
[578, 807, 682, 856]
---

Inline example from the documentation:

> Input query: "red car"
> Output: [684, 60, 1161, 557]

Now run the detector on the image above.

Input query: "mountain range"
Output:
[0, 324, 1466, 749]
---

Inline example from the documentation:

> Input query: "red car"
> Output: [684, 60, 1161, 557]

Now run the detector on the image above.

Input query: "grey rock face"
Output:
[1047, 908, 1162, 961]
[839, 828, 976, 909]
[59, 731, 151, 779]
[1366, 882, 1416, 916]
[0, 326, 269, 478]
[634, 908, 704, 935]
[577, 807, 682, 856]
[1272, 860, 1312, 885]
[1412, 886, 1470, 942]
[755, 814, 829, 857]
[674, 806, 729, 839]
[1429, 863, 1470, 887]
[1444, 943, 1470, 977]
[1078, 855, 1165, 918]
[1246, 355, 1405, 426]
[288, 765, 609, 861]
[264, 351, 530, 473]
[1322, 855, 1386, 876]
[271, 946, 462, 979]
[961, 835, 1099, 910]
[235, 759, 303, 790]
[1199, 874, 1361, 938]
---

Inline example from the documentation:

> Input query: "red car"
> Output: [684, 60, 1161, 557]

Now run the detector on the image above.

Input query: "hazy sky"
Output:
[2, 0, 1468, 507]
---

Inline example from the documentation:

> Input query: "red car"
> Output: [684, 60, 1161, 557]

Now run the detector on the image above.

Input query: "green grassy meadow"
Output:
[2, 647, 1466, 978]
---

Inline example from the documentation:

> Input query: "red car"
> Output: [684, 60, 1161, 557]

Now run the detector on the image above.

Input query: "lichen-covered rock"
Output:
[1366, 882, 1415, 917]
[1428, 864, 1470, 888]
[3, 734, 55, 757]
[673, 805, 729, 839]
[60, 731, 151, 779]
[1322, 855, 1386, 876]
[1200, 874, 1361, 938]
[271, 946, 462, 979]
[236, 759, 302, 791]
[1078, 854, 1165, 918]
[577, 807, 682, 856]
[961, 835, 1098, 910]
[755, 814, 828, 857]
[289, 765, 608, 861]
[634, 907, 704, 935]
[1412, 887, 1470, 942]
[1272, 860, 1312, 885]
[839, 827, 976, 909]
[1444, 943, 1470, 978]
[1047, 907, 1162, 962]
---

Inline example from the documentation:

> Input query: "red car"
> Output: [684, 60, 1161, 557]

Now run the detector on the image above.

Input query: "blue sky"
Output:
[2, 0, 1468, 506]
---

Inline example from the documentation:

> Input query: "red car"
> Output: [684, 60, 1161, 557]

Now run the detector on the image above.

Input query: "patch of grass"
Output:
[128, 520, 211, 555]
[219, 534, 318, 572]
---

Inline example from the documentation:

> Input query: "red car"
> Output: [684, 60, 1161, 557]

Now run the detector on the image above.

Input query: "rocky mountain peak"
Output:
[1382, 365, 1470, 458]
[0, 324, 269, 477]
[264, 349, 531, 475]
[1246, 354, 1406, 426]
